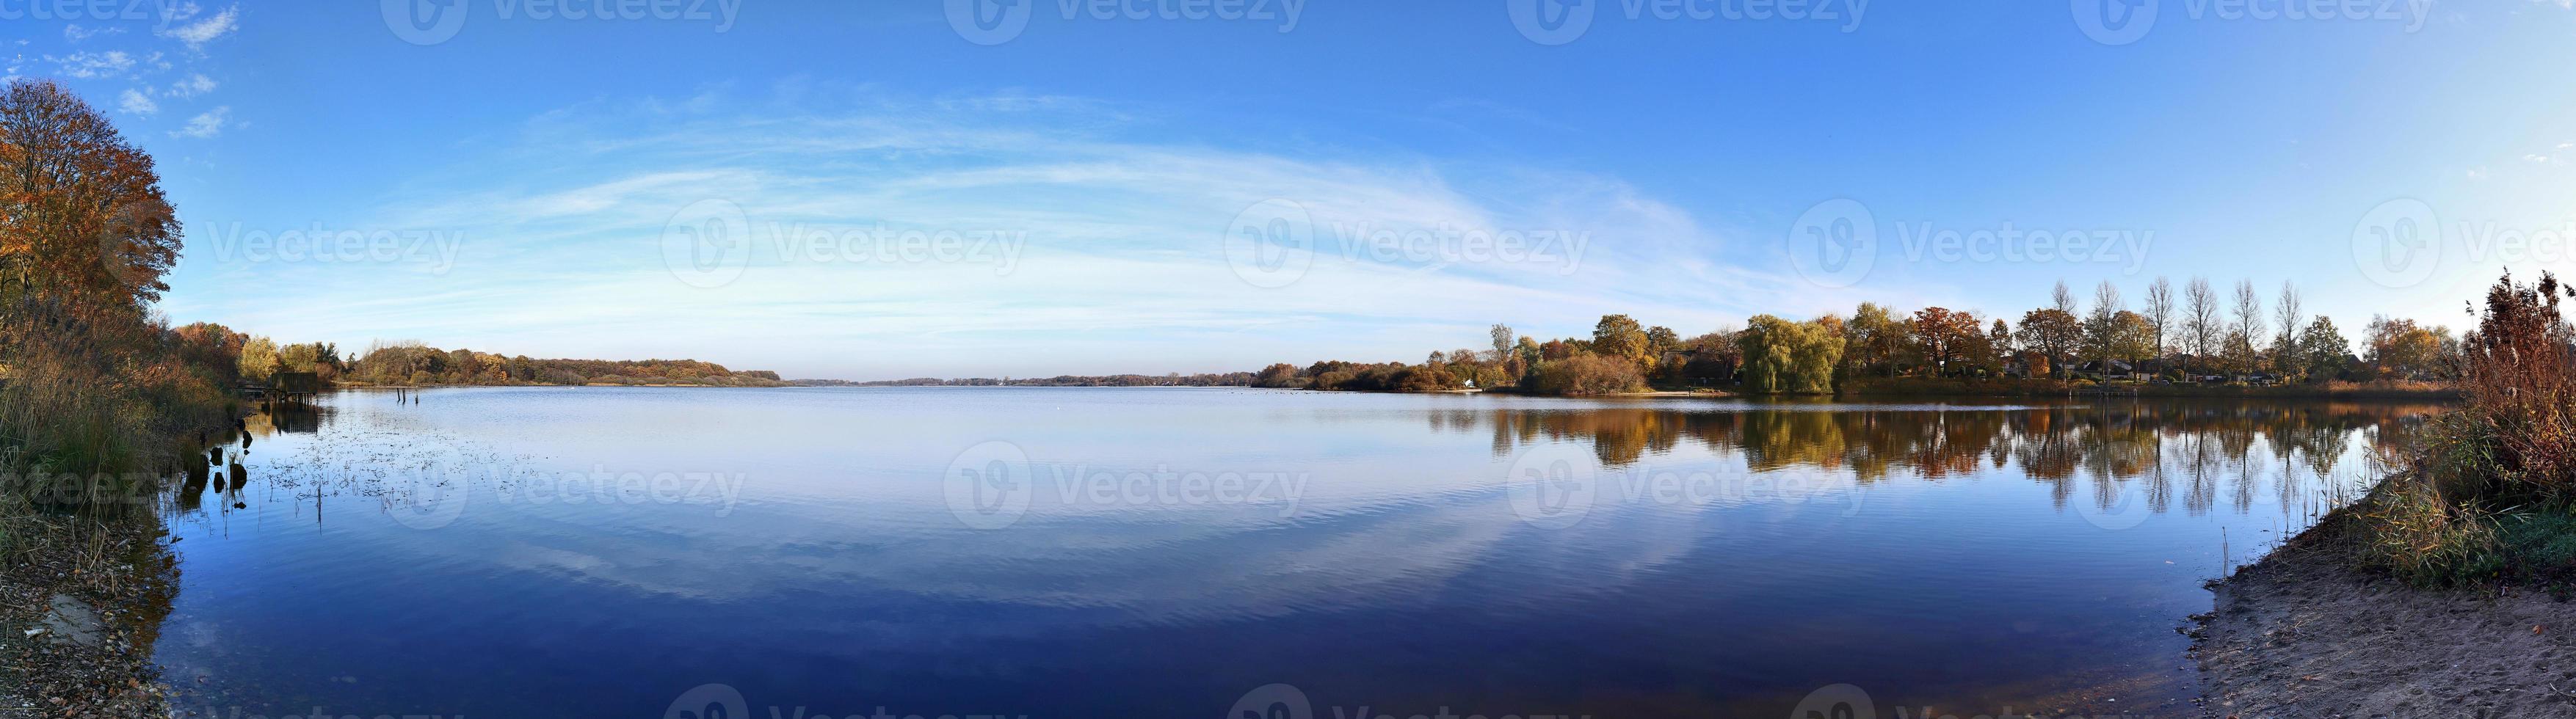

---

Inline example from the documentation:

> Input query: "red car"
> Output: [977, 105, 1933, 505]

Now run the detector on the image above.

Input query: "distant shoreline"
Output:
[1835, 378, 2458, 401]
[330, 380, 2461, 404]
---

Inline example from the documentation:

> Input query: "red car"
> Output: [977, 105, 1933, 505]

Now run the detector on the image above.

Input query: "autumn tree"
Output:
[1255, 363, 1300, 387]
[1646, 325, 1678, 356]
[2016, 308, 2080, 377]
[1593, 314, 1648, 365]
[1987, 318, 2014, 367]
[1681, 329, 1742, 383]
[0, 79, 183, 315]
[2111, 310, 2158, 364]
[278, 341, 320, 373]
[1912, 307, 1980, 376]
[2365, 315, 2449, 379]
[1846, 302, 1906, 378]
[238, 335, 279, 382]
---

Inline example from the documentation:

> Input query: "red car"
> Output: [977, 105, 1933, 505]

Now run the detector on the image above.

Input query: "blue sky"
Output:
[9, 1, 2574, 379]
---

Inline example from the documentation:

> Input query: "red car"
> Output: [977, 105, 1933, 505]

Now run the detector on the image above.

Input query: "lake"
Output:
[148, 387, 2439, 718]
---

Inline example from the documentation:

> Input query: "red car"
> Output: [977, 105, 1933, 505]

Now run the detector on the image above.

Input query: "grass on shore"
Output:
[2326, 272, 2576, 594]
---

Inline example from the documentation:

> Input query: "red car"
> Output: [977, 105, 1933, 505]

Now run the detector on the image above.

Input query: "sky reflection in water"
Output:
[152, 387, 2441, 718]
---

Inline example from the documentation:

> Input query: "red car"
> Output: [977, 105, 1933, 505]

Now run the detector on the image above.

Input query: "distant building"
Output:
[2073, 360, 2147, 382]
[271, 372, 324, 394]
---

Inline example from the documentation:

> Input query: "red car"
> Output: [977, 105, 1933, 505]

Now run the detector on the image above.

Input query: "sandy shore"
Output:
[2192, 530, 2576, 717]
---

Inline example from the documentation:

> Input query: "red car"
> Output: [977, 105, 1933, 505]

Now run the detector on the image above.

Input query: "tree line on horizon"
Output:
[341, 340, 784, 387]
[1259, 278, 2469, 396]
[794, 372, 1258, 387]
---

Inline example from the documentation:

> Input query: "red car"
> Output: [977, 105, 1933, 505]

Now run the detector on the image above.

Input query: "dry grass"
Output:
[2341, 271, 2576, 588]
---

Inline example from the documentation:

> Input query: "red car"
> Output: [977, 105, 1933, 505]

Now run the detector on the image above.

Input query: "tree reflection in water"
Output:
[1459, 400, 2442, 520]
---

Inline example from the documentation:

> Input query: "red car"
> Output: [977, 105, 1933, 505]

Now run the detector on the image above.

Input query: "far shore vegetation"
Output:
[1246, 277, 2465, 398]
[247, 339, 791, 387]
[793, 373, 1258, 387]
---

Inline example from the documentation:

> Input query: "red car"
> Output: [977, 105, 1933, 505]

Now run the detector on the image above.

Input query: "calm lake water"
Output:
[149, 387, 2440, 718]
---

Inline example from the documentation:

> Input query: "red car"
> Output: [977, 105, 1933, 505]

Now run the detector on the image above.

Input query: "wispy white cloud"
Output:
[44, 51, 135, 79]
[62, 25, 124, 43]
[159, 4, 239, 51]
[117, 88, 157, 115]
[167, 73, 217, 98]
[172, 106, 228, 138]
[179, 90, 1790, 379]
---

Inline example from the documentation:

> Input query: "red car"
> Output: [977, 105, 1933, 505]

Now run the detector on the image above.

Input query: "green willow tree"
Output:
[1738, 315, 1845, 393]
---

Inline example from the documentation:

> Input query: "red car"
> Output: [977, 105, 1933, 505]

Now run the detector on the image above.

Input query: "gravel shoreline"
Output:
[0, 526, 177, 718]
[2192, 528, 2576, 718]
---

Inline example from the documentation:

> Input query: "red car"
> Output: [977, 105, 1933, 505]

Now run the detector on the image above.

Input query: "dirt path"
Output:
[2194, 536, 2576, 718]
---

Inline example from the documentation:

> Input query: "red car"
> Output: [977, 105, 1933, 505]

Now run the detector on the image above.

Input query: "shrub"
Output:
[2450, 271, 2576, 503]
[1522, 354, 1646, 395]
[2349, 472, 2505, 587]
[2345, 271, 2576, 588]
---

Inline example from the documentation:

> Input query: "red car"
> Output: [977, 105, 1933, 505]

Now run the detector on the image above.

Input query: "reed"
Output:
[2338, 271, 2576, 588]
